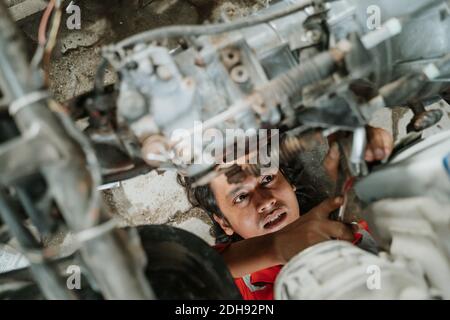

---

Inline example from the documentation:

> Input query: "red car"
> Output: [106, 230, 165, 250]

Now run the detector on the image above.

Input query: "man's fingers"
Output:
[321, 221, 354, 242]
[369, 130, 386, 160]
[309, 197, 343, 219]
[381, 129, 394, 157]
[365, 148, 374, 162]
[367, 127, 394, 161]
[323, 142, 340, 182]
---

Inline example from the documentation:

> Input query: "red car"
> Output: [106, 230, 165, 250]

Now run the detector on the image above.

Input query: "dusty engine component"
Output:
[275, 241, 431, 300]
[85, 0, 450, 182]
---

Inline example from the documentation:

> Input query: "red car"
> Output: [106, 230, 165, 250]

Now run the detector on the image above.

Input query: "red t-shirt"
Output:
[214, 243, 282, 300]
[233, 265, 282, 300]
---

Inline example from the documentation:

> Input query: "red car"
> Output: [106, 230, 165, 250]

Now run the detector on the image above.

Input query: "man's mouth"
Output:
[263, 209, 287, 230]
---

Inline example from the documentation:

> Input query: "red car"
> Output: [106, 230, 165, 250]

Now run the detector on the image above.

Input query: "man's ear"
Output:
[213, 214, 234, 236]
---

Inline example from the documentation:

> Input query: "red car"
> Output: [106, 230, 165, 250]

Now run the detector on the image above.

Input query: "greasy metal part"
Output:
[0, 2, 154, 299]
[349, 126, 368, 177]
[406, 100, 444, 133]
[123, 38, 343, 180]
[15, 186, 54, 236]
[331, 0, 450, 87]
[256, 48, 344, 110]
[0, 130, 60, 184]
[359, 0, 446, 50]
[372, 58, 449, 110]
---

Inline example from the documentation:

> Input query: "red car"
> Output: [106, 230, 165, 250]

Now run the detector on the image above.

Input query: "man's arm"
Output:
[220, 198, 354, 278]
[219, 232, 279, 279]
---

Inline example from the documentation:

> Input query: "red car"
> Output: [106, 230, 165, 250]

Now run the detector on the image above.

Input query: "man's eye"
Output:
[234, 193, 248, 204]
[261, 175, 274, 185]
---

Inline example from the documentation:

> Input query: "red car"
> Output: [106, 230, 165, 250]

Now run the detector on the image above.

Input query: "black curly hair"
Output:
[178, 160, 328, 244]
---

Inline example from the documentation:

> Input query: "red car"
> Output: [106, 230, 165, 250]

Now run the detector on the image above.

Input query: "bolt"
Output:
[230, 65, 249, 84]
[412, 109, 444, 132]
[221, 48, 241, 68]
[303, 30, 322, 44]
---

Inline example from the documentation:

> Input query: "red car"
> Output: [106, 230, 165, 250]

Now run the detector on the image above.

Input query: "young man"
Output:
[180, 127, 393, 300]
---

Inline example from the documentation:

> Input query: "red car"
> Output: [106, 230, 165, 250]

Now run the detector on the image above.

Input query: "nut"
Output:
[230, 65, 249, 84]
[221, 48, 241, 68]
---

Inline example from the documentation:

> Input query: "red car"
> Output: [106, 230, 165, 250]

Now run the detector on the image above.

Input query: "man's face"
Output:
[210, 170, 300, 239]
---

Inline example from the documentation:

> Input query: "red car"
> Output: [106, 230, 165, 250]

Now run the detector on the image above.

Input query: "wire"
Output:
[42, 1, 62, 85]
[32, 0, 62, 81]
[114, 0, 313, 49]
[38, 0, 55, 46]
[31, 0, 55, 68]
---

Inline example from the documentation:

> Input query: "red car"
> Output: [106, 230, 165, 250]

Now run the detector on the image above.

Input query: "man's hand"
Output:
[272, 197, 354, 264]
[364, 126, 394, 162]
[324, 126, 394, 181]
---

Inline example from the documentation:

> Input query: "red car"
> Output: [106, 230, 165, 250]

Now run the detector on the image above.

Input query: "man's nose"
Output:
[255, 190, 277, 214]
